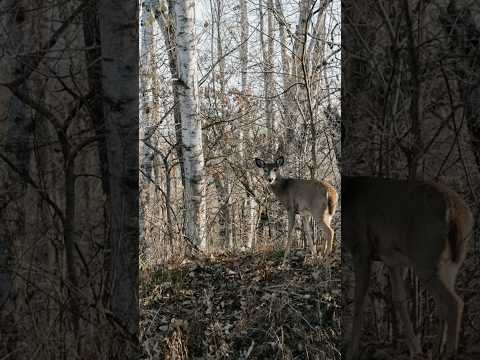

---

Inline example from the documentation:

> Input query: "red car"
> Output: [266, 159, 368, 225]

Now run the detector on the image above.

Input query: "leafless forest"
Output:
[1, 0, 479, 359]
[343, 1, 480, 359]
[139, 0, 341, 358]
[0, 1, 139, 359]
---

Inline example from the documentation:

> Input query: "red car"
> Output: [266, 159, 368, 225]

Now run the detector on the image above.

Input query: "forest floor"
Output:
[140, 248, 341, 360]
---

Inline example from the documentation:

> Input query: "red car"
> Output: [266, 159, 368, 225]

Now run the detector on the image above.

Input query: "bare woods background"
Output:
[138, 0, 341, 358]
[1, 0, 479, 359]
[138, 0, 340, 261]
[0, 1, 139, 359]
[343, 0, 480, 358]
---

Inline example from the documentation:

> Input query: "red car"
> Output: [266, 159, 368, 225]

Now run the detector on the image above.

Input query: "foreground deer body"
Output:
[343, 176, 473, 360]
[255, 157, 338, 263]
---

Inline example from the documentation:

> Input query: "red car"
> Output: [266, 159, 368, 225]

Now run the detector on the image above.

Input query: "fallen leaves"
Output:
[140, 249, 341, 359]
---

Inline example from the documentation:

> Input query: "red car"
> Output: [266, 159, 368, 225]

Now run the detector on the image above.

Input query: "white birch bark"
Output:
[139, 0, 155, 252]
[140, 0, 155, 181]
[175, 0, 207, 250]
[156, 0, 186, 187]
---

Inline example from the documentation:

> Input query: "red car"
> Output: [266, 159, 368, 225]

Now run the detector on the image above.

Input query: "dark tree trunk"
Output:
[99, 1, 139, 357]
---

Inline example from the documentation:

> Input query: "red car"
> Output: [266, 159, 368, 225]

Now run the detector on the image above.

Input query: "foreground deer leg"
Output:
[390, 266, 422, 358]
[283, 210, 295, 265]
[346, 254, 371, 360]
[435, 321, 447, 359]
[302, 217, 317, 256]
[433, 267, 451, 359]
[419, 271, 463, 359]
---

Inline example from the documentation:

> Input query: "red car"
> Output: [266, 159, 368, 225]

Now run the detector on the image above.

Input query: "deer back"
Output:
[342, 176, 473, 268]
[270, 178, 336, 216]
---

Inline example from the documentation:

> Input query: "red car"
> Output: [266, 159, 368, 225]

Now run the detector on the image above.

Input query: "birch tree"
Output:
[140, 0, 340, 258]
[175, 0, 207, 250]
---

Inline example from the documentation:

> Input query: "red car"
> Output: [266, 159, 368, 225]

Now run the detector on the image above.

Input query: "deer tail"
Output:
[448, 207, 473, 264]
[327, 191, 335, 216]
[448, 220, 460, 263]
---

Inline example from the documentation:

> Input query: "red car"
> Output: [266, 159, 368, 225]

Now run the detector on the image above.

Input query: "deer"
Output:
[343, 176, 474, 360]
[254, 156, 338, 264]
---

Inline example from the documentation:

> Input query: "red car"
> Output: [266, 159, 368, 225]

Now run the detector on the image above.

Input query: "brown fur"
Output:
[343, 176, 473, 360]
[322, 180, 338, 216]
[255, 157, 338, 261]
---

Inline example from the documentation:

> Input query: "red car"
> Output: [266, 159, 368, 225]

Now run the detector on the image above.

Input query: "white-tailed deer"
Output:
[255, 156, 338, 264]
[343, 176, 474, 360]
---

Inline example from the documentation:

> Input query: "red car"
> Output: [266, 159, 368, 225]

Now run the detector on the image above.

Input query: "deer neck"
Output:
[269, 176, 288, 197]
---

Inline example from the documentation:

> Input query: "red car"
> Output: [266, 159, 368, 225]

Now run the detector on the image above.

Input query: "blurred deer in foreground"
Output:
[255, 156, 338, 264]
[343, 176, 474, 360]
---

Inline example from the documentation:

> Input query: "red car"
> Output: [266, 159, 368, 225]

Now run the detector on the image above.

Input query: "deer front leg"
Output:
[435, 321, 447, 359]
[282, 210, 295, 265]
[390, 266, 422, 358]
[346, 254, 371, 360]
[419, 268, 463, 360]
[303, 217, 317, 257]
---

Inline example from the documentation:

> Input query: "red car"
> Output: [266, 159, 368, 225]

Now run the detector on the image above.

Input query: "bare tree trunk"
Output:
[82, 0, 112, 310]
[99, 1, 139, 356]
[140, 1, 155, 257]
[175, 0, 207, 251]
[275, 0, 295, 154]
[275, 0, 290, 96]
[402, 0, 424, 180]
[214, 174, 233, 248]
[212, 0, 233, 249]
[441, 0, 480, 251]
[259, 0, 275, 153]
[0, 0, 33, 351]
[156, 0, 186, 190]
[266, 0, 275, 151]
[239, 0, 257, 249]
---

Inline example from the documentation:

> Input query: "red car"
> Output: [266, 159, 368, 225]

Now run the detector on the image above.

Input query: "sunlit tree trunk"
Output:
[156, 0, 186, 189]
[175, 0, 207, 250]
[139, 0, 155, 255]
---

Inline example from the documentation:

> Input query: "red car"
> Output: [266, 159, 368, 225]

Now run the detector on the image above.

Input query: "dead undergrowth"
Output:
[140, 249, 341, 360]
[342, 253, 480, 360]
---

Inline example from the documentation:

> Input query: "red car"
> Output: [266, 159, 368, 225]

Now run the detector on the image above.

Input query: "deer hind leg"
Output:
[319, 213, 334, 255]
[390, 266, 422, 357]
[441, 263, 462, 359]
[419, 268, 463, 359]
[346, 254, 371, 360]
[433, 265, 458, 358]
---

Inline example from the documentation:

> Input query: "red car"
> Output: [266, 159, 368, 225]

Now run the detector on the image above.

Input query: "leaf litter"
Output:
[140, 249, 341, 360]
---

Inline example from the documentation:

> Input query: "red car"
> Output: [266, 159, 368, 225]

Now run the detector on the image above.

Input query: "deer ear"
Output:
[255, 158, 265, 168]
[275, 156, 285, 167]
